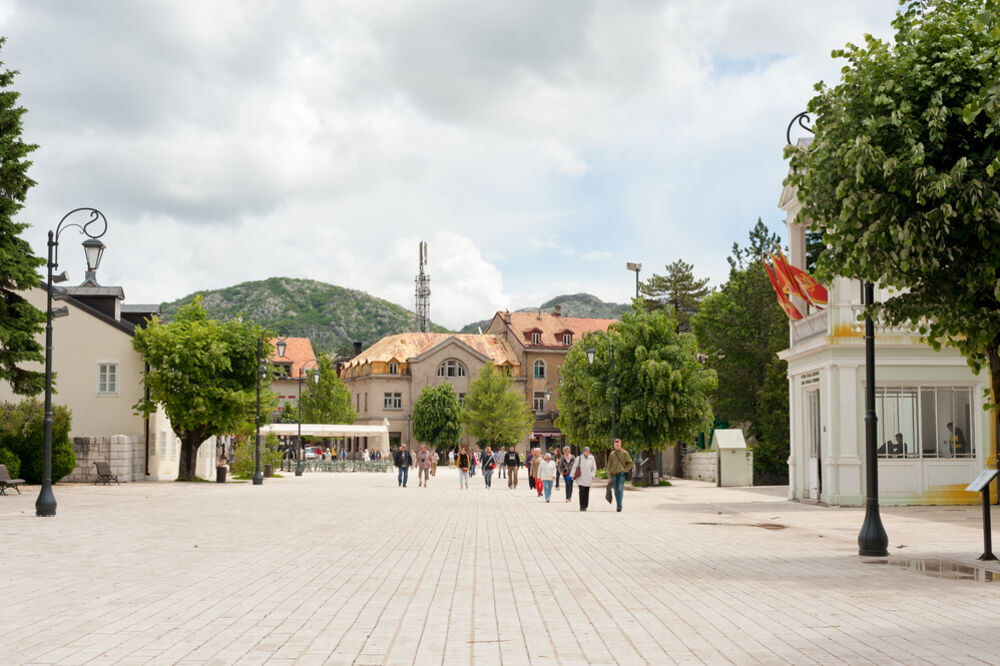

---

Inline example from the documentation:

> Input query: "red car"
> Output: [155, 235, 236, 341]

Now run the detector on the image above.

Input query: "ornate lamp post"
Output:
[858, 281, 889, 556]
[295, 358, 319, 476]
[37, 208, 108, 517]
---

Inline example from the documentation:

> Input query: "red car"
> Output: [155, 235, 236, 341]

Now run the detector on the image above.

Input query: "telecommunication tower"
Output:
[415, 241, 431, 332]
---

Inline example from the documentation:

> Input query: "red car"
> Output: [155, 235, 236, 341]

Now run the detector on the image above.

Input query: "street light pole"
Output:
[37, 208, 107, 518]
[253, 336, 264, 486]
[858, 280, 888, 556]
[296, 359, 319, 477]
[626, 262, 641, 300]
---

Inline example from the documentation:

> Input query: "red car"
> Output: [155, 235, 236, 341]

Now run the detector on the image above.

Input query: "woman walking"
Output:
[557, 446, 575, 502]
[538, 452, 557, 502]
[481, 447, 496, 489]
[457, 445, 471, 489]
[570, 447, 597, 511]
[530, 447, 543, 496]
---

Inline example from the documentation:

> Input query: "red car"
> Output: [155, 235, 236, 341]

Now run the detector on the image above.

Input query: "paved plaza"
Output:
[4, 469, 1000, 665]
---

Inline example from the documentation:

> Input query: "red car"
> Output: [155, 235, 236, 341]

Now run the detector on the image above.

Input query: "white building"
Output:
[778, 152, 991, 506]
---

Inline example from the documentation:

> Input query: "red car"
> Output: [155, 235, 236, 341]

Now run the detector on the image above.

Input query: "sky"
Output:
[0, 0, 900, 330]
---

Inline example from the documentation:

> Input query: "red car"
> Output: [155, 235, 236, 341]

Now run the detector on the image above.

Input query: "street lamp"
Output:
[626, 262, 641, 300]
[253, 336, 268, 486]
[37, 208, 108, 517]
[295, 358, 320, 476]
[858, 280, 889, 556]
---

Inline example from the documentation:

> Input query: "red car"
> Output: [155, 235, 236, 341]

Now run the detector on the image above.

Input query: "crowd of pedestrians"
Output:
[391, 439, 633, 512]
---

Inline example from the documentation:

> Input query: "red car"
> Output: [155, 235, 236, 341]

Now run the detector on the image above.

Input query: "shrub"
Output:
[0, 400, 75, 483]
[231, 432, 282, 479]
[0, 447, 20, 479]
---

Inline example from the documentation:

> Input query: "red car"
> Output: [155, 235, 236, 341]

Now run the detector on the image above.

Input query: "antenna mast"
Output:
[415, 241, 431, 332]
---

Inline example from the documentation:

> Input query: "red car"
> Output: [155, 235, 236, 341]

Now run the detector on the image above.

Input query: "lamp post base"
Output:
[252, 474, 263, 485]
[35, 483, 57, 517]
[858, 499, 889, 556]
[295, 462, 303, 477]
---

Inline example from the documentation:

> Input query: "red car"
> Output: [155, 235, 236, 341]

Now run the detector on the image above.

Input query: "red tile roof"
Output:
[503, 312, 616, 348]
[267, 337, 317, 377]
[344, 333, 518, 368]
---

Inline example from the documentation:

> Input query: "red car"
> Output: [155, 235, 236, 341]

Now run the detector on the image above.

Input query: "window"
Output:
[160, 431, 167, 459]
[531, 332, 541, 344]
[437, 359, 467, 377]
[533, 391, 546, 413]
[150, 435, 156, 459]
[170, 433, 177, 459]
[356, 393, 360, 411]
[534, 360, 546, 379]
[875, 385, 974, 458]
[389, 362, 399, 375]
[384, 392, 402, 410]
[364, 392, 368, 412]
[562, 333, 572, 345]
[97, 362, 119, 395]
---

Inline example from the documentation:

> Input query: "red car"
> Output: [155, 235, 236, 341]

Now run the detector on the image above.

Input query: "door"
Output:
[806, 390, 822, 500]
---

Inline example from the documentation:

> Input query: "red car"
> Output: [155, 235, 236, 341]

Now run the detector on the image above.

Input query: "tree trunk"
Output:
[988, 341, 1000, 505]
[178, 431, 205, 480]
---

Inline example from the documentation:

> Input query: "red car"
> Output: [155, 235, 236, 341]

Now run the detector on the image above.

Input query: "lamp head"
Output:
[626, 261, 641, 272]
[544, 390, 551, 402]
[276, 339, 287, 357]
[586, 347, 596, 365]
[83, 238, 105, 272]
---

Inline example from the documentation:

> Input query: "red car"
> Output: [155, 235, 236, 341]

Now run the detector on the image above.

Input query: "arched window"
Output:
[562, 333, 572, 345]
[437, 359, 467, 378]
[534, 359, 546, 379]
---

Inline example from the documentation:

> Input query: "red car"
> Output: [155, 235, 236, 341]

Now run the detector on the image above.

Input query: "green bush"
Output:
[231, 432, 282, 479]
[0, 400, 75, 484]
[0, 447, 20, 478]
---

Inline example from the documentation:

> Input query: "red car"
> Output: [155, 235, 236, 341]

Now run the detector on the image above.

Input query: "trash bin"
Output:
[216, 465, 227, 483]
[264, 464, 273, 478]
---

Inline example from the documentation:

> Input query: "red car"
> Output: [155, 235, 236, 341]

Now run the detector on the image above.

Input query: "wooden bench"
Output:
[0, 464, 25, 495]
[94, 461, 119, 485]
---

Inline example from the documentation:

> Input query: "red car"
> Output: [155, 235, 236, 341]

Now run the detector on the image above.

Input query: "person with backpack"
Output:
[481, 447, 497, 489]
[570, 447, 597, 511]
[393, 444, 413, 488]
[505, 446, 521, 489]
[557, 446, 576, 502]
[606, 439, 633, 512]
[457, 445, 471, 489]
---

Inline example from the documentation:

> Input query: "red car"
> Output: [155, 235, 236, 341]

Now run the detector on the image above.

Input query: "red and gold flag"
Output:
[762, 257, 803, 320]
[776, 247, 828, 307]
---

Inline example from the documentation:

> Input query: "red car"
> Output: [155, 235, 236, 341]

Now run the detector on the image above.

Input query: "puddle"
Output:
[865, 558, 1000, 582]
[692, 522, 787, 530]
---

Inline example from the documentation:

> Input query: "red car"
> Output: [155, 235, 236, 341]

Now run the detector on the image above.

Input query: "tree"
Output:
[0, 39, 45, 396]
[556, 308, 717, 454]
[412, 383, 462, 451]
[0, 399, 75, 484]
[787, 0, 1000, 459]
[964, 0, 1000, 175]
[639, 259, 710, 331]
[461, 363, 533, 449]
[133, 298, 268, 480]
[298, 353, 355, 424]
[691, 220, 790, 482]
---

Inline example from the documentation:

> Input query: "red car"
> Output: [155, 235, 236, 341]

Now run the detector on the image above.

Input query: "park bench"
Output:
[93, 461, 119, 485]
[0, 464, 25, 495]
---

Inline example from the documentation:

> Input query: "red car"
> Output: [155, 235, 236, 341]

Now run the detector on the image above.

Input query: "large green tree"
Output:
[133, 298, 269, 480]
[461, 363, 533, 449]
[0, 39, 44, 396]
[412, 383, 462, 451]
[298, 353, 355, 424]
[639, 259, 711, 332]
[964, 0, 1000, 175]
[556, 308, 716, 454]
[692, 220, 790, 483]
[787, 0, 1000, 458]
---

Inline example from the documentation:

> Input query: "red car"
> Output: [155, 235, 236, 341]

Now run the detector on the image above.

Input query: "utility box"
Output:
[712, 429, 753, 487]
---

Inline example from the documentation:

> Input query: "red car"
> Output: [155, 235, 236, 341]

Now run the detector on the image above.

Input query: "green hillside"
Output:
[459, 293, 629, 333]
[160, 277, 448, 356]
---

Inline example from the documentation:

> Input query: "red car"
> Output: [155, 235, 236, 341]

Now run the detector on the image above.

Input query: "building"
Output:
[485, 308, 617, 452]
[339, 332, 522, 452]
[267, 336, 317, 418]
[778, 146, 991, 505]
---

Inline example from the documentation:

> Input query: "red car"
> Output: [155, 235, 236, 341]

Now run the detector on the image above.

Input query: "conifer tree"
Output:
[639, 259, 710, 331]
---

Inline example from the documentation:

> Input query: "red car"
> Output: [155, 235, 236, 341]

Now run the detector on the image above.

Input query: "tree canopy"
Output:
[786, 0, 1000, 420]
[133, 297, 269, 479]
[461, 363, 533, 449]
[0, 39, 44, 396]
[639, 259, 711, 331]
[412, 383, 462, 450]
[298, 352, 356, 425]
[556, 308, 716, 452]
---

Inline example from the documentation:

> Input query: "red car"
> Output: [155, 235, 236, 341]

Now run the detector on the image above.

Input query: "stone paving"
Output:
[4, 468, 1000, 665]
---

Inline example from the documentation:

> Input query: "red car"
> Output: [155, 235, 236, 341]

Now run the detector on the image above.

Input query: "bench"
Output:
[94, 461, 120, 485]
[0, 464, 25, 495]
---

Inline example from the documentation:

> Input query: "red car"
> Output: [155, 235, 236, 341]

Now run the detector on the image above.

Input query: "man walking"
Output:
[606, 439, 633, 512]
[394, 444, 413, 488]
[505, 445, 520, 489]
[416, 443, 434, 488]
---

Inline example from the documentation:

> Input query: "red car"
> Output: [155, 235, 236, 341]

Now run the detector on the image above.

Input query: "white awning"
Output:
[260, 420, 391, 452]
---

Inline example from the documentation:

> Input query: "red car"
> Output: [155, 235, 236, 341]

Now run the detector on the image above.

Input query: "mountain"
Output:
[458, 293, 629, 334]
[160, 277, 449, 357]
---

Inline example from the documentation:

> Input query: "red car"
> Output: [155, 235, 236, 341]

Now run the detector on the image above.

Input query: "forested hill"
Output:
[160, 277, 448, 357]
[458, 293, 629, 334]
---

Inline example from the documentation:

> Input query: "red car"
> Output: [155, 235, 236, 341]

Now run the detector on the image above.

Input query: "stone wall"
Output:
[683, 449, 718, 483]
[63, 435, 145, 483]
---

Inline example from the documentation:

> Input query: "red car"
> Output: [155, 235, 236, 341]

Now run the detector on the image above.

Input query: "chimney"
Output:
[353, 341, 362, 356]
[553, 304, 562, 317]
[504, 310, 511, 325]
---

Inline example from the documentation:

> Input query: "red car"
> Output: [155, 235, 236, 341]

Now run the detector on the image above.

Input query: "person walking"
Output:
[538, 452, 557, 502]
[431, 449, 438, 476]
[470, 450, 478, 477]
[525, 448, 535, 491]
[481, 447, 496, 489]
[505, 446, 520, 489]
[530, 447, 543, 497]
[557, 446, 576, 502]
[457, 445, 471, 489]
[606, 439, 633, 512]
[393, 444, 413, 488]
[416, 443, 434, 488]
[448, 449, 456, 468]
[570, 447, 597, 511]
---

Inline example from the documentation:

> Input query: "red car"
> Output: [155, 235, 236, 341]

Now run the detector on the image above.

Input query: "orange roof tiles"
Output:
[503, 312, 616, 348]
[267, 337, 317, 377]
[344, 333, 518, 368]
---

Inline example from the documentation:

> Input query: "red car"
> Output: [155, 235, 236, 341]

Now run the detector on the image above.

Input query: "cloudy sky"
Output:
[1, 0, 898, 329]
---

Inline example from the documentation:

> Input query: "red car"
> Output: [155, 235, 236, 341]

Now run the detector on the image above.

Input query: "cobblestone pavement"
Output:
[4, 469, 1000, 665]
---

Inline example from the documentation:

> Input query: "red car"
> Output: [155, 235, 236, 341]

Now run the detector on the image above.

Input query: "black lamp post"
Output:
[858, 280, 889, 556]
[253, 336, 267, 486]
[37, 208, 108, 517]
[585, 332, 616, 445]
[295, 358, 319, 476]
